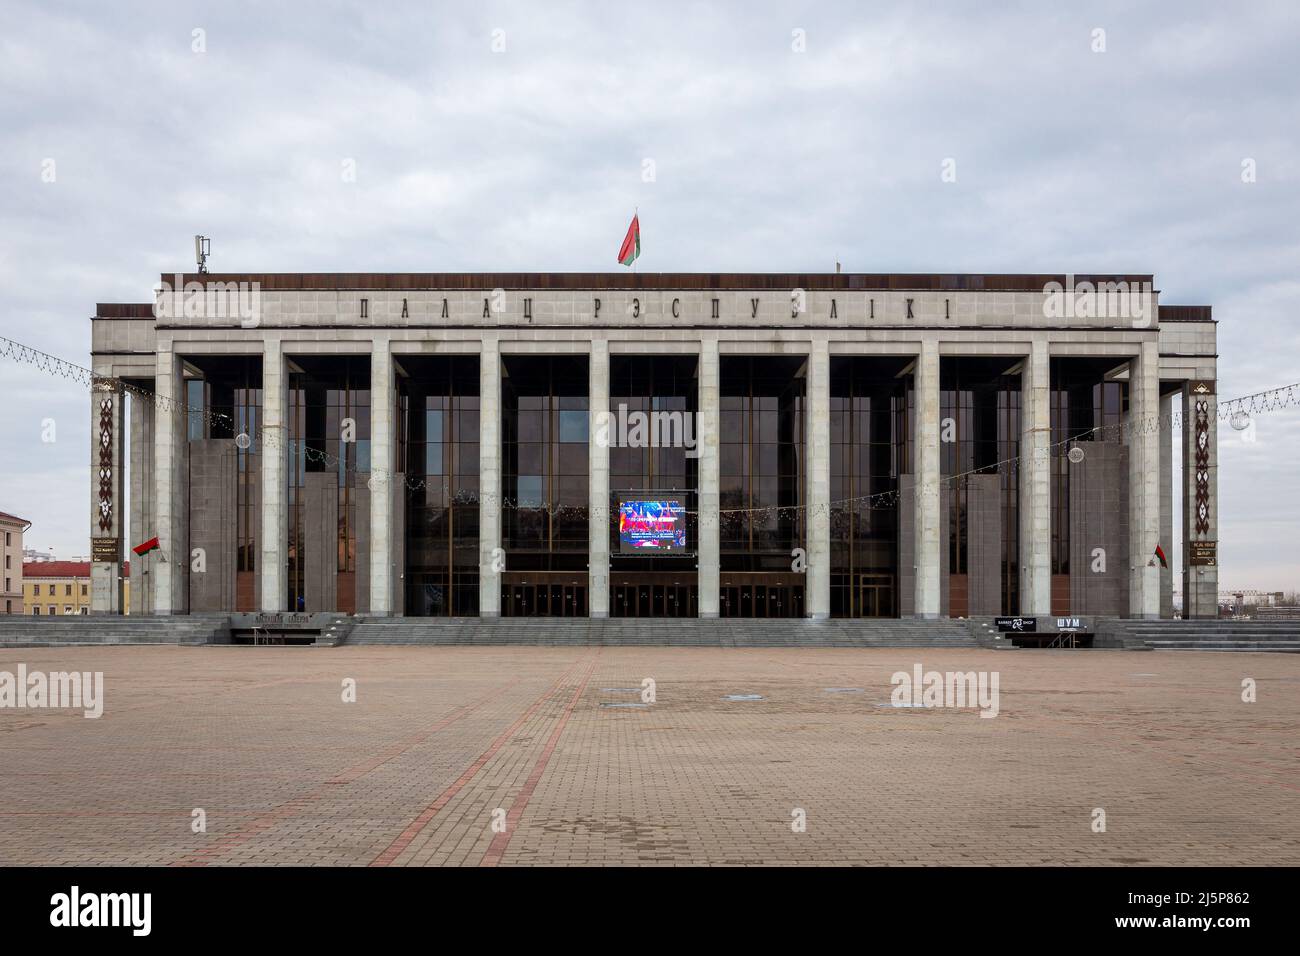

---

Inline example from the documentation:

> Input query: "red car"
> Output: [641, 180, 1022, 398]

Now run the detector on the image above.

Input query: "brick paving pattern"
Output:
[1, 645, 1296, 866]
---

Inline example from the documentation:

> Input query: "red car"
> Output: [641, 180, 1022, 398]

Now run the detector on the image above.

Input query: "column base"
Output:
[698, 611, 719, 620]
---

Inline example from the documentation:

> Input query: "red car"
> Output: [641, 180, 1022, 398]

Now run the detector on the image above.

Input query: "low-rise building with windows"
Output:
[23, 560, 131, 615]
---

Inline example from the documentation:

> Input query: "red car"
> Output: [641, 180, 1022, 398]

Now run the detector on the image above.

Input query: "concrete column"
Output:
[152, 347, 186, 614]
[806, 339, 830, 619]
[128, 389, 155, 615]
[588, 338, 610, 618]
[912, 339, 941, 618]
[1182, 380, 1219, 618]
[260, 338, 287, 613]
[1159, 390, 1175, 619]
[479, 339, 502, 617]
[1019, 339, 1051, 616]
[697, 338, 720, 618]
[89, 376, 125, 614]
[1127, 341, 1161, 618]
[369, 337, 394, 616]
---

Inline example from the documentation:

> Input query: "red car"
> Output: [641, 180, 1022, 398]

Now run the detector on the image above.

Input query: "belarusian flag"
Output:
[617, 213, 641, 267]
[133, 536, 160, 556]
[1153, 544, 1168, 569]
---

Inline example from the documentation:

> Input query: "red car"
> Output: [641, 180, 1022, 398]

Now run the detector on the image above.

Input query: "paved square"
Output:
[1, 645, 1296, 866]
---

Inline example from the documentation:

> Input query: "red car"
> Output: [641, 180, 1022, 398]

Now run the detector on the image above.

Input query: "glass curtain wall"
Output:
[398, 356, 480, 616]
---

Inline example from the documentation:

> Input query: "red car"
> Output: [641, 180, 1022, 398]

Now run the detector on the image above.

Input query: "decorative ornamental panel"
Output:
[1194, 396, 1210, 536]
[97, 390, 114, 533]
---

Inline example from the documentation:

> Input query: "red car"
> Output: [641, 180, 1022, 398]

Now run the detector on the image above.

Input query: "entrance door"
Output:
[504, 581, 587, 616]
[509, 586, 532, 616]
[855, 574, 895, 618]
[720, 587, 737, 617]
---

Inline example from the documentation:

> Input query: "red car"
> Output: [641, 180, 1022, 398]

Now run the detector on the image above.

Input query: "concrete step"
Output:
[344, 617, 980, 647]
[1098, 619, 1300, 651]
[0, 615, 227, 646]
[1142, 640, 1300, 653]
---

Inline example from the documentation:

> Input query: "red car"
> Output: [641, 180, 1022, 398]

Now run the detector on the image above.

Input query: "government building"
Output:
[86, 272, 1219, 623]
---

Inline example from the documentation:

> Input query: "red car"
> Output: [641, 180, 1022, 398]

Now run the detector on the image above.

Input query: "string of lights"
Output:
[0, 334, 229, 424]
[3, 331, 1297, 519]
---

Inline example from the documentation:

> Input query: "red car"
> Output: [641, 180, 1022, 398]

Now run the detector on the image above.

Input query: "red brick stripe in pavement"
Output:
[172, 678, 517, 866]
[479, 653, 600, 866]
[370, 655, 594, 866]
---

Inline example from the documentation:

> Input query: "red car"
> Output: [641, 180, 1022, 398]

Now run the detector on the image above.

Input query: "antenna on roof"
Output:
[195, 235, 211, 274]
[835, 260, 841, 274]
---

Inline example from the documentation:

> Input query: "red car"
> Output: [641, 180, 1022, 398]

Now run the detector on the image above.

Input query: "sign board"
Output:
[1055, 617, 1085, 632]
[254, 613, 312, 626]
[1189, 541, 1217, 566]
[618, 499, 687, 554]
[91, 537, 120, 562]
[994, 617, 1037, 633]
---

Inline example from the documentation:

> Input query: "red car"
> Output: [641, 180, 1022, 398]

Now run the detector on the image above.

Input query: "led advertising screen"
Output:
[618, 499, 687, 554]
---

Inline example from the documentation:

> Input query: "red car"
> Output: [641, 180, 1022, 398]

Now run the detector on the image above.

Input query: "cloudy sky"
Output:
[1, 0, 1297, 594]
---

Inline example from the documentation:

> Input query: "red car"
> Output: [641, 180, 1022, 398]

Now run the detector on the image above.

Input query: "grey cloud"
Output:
[0, 0, 1297, 590]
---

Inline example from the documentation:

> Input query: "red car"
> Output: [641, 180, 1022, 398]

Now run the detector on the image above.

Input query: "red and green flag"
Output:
[133, 536, 160, 556]
[617, 213, 641, 267]
[1153, 544, 1168, 569]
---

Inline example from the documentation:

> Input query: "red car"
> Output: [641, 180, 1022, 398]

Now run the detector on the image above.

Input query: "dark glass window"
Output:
[1048, 359, 1128, 577]
[719, 356, 805, 570]
[287, 356, 371, 612]
[184, 357, 263, 586]
[829, 357, 909, 618]
[608, 356, 700, 580]
[502, 355, 589, 569]
[939, 358, 1022, 614]
[398, 356, 480, 617]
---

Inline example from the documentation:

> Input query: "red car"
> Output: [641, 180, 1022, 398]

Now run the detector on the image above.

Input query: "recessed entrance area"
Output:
[501, 573, 587, 617]
[719, 573, 804, 618]
[610, 574, 698, 618]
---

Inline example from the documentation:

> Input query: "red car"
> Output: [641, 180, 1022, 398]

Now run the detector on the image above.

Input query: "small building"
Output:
[23, 560, 131, 615]
[1, 511, 31, 615]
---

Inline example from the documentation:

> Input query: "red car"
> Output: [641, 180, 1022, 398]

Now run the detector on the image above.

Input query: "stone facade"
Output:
[188, 439, 238, 611]
[1, 511, 30, 615]
[87, 273, 1219, 621]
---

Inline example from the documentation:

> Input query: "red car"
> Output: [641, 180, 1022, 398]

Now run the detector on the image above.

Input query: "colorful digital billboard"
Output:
[618, 499, 687, 554]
